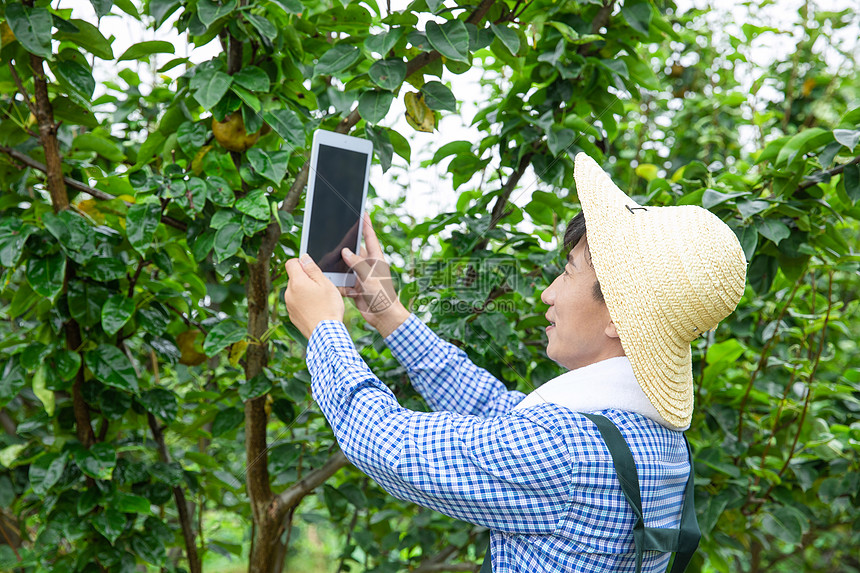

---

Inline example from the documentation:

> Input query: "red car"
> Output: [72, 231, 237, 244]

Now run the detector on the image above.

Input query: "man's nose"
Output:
[540, 280, 555, 305]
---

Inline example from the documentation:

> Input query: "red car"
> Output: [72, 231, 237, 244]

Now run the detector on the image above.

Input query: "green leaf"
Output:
[197, 0, 238, 28]
[315, 44, 362, 75]
[842, 162, 860, 203]
[133, 130, 166, 169]
[177, 122, 208, 154]
[233, 66, 270, 92]
[271, 399, 295, 425]
[50, 349, 81, 382]
[54, 19, 115, 60]
[263, 109, 305, 147]
[113, 0, 141, 19]
[51, 60, 96, 107]
[112, 491, 151, 514]
[0, 219, 36, 267]
[139, 388, 178, 422]
[420, 81, 456, 112]
[235, 189, 270, 220]
[89, 0, 113, 18]
[212, 407, 244, 437]
[31, 366, 55, 415]
[365, 28, 404, 55]
[358, 90, 394, 124]
[82, 257, 127, 282]
[207, 176, 236, 207]
[247, 149, 289, 185]
[266, 0, 303, 14]
[126, 201, 161, 256]
[239, 373, 272, 401]
[29, 452, 68, 496]
[26, 253, 66, 298]
[73, 132, 126, 162]
[68, 281, 107, 327]
[246, 13, 277, 41]
[191, 69, 233, 110]
[833, 128, 860, 151]
[93, 509, 126, 544]
[734, 224, 758, 261]
[388, 128, 411, 162]
[425, 20, 470, 63]
[702, 189, 748, 209]
[757, 219, 791, 245]
[131, 530, 166, 565]
[101, 295, 136, 336]
[77, 487, 101, 516]
[760, 506, 805, 545]
[491, 23, 520, 55]
[622, 0, 652, 36]
[85, 345, 139, 393]
[233, 85, 261, 113]
[547, 128, 575, 157]
[203, 319, 245, 356]
[6, 3, 52, 58]
[365, 125, 393, 172]
[776, 128, 832, 167]
[117, 40, 175, 62]
[369, 59, 407, 90]
[148, 0, 181, 26]
[74, 442, 118, 481]
[736, 199, 770, 219]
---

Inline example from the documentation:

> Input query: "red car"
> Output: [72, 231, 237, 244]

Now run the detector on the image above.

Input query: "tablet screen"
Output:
[307, 144, 369, 273]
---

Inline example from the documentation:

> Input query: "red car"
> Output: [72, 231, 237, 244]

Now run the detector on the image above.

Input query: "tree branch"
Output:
[0, 144, 187, 231]
[6, 60, 37, 120]
[0, 409, 16, 436]
[472, 150, 535, 253]
[272, 450, 350, 521]
[23, 27, 98, 449]
[797, 155, 860, 192]
[147, 412, 202, 573]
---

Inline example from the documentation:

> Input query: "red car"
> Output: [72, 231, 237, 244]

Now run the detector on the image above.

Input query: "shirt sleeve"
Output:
[307, 321, 573, 534]
[383, 314, 526, 417]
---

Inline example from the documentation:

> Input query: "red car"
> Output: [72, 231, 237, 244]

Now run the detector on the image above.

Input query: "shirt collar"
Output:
[512, 356, 688, 431]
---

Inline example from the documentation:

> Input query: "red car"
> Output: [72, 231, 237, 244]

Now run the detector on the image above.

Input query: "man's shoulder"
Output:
[512, 405, 687, 461]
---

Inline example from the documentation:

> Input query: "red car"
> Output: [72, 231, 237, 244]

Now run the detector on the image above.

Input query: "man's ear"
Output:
[605, 321, 621, 339]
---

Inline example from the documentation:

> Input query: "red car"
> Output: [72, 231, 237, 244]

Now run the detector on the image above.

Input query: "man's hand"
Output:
[284, 254, 345, 339]
[339, 213, 410, 337]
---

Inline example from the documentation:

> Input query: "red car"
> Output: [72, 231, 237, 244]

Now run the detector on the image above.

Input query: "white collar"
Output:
[513, 356, 688, 431]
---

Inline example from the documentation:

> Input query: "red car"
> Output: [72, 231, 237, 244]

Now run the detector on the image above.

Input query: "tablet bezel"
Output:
[299, 129, 373, 287]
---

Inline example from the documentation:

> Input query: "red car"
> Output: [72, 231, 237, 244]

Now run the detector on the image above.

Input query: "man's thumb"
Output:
[300, 254, 325, 281]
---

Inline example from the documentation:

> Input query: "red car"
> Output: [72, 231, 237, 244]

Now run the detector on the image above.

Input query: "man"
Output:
[283, 153, 747, 571]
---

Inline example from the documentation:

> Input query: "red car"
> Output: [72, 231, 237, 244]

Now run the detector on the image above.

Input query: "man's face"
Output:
[540, 235, 622, 370]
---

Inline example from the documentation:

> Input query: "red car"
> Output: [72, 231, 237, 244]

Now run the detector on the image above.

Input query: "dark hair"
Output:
[563, 212, 605, 303]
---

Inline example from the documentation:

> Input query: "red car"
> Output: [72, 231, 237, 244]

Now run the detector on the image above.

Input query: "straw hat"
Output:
[573, 153, 747, 429]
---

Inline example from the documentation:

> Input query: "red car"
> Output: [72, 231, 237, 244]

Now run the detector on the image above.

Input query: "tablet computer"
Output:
[299, 129, 373, 287]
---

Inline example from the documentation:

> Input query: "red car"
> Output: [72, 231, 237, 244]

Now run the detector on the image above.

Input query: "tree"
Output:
[1, 0, 858, 572]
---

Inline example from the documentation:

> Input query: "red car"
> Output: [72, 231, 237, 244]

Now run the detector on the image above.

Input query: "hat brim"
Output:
[573, 153, 694, 429]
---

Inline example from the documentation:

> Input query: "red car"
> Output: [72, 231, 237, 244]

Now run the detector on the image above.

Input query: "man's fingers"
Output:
[362, 212, 384, 259]
[299, 254, 326, 282]
[342, 247, 372, 280]
[284, 258, 305, 281]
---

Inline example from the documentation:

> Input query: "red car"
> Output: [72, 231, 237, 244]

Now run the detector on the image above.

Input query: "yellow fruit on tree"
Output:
[404, 91, 436, 133]
[212, 112, 261, 152]
[177, 330, 208, 366]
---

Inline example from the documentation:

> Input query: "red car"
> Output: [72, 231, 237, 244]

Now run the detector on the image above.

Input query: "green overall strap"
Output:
[581, 413, 700, 573]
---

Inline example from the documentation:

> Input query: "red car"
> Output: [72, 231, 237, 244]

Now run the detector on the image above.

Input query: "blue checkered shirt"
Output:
[307, 314, 691, 572]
